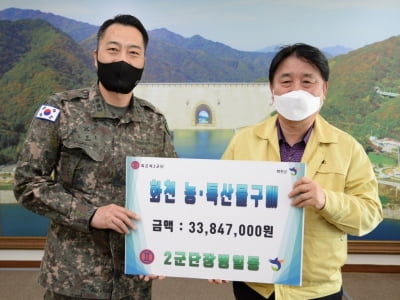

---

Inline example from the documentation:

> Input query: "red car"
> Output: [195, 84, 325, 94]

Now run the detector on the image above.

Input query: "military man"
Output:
[13, 14, 176, 299]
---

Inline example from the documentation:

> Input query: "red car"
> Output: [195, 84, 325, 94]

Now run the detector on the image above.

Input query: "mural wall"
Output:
[0, 1, 399, 248]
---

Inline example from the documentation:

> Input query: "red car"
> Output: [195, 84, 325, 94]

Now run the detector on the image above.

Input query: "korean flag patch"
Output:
[36, 105, 61, 122]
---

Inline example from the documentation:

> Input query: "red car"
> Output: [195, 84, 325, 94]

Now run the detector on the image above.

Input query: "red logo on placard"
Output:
[139, 249, 155, 264]
[131, 161, 140, 169]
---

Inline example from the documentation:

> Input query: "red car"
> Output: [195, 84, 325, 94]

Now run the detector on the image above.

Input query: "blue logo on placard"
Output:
[289, 167, 298, 176]
[269, 257, 284, 271]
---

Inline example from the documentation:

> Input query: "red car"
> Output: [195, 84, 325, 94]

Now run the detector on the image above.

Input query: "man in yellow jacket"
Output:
[222, 43, 383, 299]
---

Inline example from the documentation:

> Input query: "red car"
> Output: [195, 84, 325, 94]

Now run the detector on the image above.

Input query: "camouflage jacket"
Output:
[13, 84, 177, 299]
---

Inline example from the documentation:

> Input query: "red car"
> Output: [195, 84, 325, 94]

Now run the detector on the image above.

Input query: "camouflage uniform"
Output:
[14, 84, 177, 299]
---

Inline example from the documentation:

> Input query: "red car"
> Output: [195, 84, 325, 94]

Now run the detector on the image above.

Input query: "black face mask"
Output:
[97, 60, 144, 94]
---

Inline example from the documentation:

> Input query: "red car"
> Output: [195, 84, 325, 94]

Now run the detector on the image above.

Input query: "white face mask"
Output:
[273, 90, 323, 121]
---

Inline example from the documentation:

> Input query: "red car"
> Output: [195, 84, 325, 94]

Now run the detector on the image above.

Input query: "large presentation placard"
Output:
[125, 157, 305, 285]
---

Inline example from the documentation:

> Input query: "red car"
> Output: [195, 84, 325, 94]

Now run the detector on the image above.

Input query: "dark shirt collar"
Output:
[277, 120, 314, 144]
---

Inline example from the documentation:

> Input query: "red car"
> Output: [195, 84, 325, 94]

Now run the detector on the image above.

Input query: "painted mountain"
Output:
[0, 18, 96, 164]
[0, 8, 274, 83]
[322, 36, 400, 147]
[0, 7, 399, 164]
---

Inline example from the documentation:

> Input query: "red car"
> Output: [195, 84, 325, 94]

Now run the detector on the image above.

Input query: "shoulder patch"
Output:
[35, 105, 61, 122]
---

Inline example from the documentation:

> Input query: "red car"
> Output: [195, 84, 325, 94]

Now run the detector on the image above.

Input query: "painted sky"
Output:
[1, 0, 399, 51]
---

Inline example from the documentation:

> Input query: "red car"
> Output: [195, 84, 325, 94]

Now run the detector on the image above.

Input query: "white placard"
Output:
[125, 157, 305, 285]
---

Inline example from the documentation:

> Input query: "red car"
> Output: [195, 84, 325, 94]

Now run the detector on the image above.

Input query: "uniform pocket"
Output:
[59, 144, 103, 194]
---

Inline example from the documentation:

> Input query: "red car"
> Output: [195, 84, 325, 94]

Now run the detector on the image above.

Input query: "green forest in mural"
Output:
[0, 19, 96, 163]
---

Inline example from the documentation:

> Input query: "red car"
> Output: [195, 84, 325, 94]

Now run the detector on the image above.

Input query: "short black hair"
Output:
[268, 43, 329, 83]
[97, 14, 149, 50]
